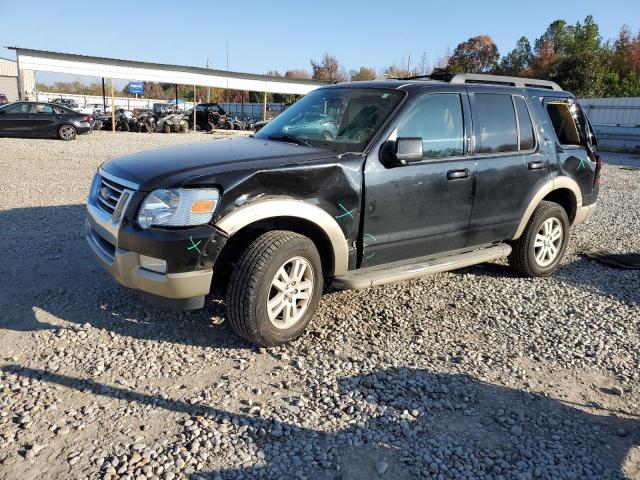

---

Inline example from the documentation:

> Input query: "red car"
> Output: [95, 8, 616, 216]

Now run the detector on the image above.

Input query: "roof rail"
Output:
[447, 73, 562, 91]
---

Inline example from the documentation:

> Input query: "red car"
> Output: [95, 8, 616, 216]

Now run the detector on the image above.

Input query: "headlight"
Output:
[137, 188, 220, 229]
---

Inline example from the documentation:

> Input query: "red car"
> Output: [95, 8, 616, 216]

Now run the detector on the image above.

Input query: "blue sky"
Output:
[1, 0, 638, 83]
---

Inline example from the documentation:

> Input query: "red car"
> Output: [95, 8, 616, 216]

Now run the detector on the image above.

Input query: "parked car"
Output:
[0, 101, 92, 140]
[85, 74, 600, 346]
[0, 94, 8, 105]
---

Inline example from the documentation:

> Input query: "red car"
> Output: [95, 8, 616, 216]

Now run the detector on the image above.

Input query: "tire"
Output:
[226, 230, 323, 346]
[144, 122, 153, 133]
[163, 124, 171, 134]
[179, 123, 188, 133]
[205, 122, 214, 133]
[58, 125, 76, 141]
[508, 201, 570, 277]
[224, 121, 233, 130]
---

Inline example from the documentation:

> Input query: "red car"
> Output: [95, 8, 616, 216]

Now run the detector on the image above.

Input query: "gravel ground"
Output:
[0, 131, 638, 480]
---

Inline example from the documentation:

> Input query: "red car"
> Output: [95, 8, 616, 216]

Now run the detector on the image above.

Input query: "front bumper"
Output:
[85, 170, 227, 309]
[85, 219, 213, 300]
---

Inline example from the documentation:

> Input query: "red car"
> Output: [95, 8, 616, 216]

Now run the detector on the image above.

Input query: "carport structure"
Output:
[8, 47, 327, 129]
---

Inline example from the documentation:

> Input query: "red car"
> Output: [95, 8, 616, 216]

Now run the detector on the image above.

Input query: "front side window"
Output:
[3, 103, 31, 114]
[475, 94, 518, 154]
[255, 88, 405, 154]
[395, 93, 464, 159]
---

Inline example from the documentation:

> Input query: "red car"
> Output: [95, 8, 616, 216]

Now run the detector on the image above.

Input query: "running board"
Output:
[333, 244, 512, 290]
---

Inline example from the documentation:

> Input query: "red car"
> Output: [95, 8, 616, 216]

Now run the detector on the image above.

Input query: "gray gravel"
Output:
[0, 132, 638, 479]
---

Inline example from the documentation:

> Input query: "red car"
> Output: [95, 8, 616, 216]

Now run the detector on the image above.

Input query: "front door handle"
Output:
[528, 160, 547, 171]
[447, 168, 470, 180]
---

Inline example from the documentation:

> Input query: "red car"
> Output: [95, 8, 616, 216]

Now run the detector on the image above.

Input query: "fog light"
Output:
[139, 254, 167, 274]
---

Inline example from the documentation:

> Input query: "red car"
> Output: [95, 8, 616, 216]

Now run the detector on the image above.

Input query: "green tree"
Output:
[448, 35, 499, 73]
[499, 37, 532, 76]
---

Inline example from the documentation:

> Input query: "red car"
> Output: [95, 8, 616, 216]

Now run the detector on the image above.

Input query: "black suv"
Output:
[86, 74, 600, 346]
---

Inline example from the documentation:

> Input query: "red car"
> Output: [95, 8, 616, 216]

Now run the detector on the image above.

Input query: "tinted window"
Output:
[396, 94, 464, 159]
[546, 102, 580, 145]
[35, 104, 55, 113]
[475, 94, 518, 153]
[4, 103, 31, 113]
[514, 96, 535, 150]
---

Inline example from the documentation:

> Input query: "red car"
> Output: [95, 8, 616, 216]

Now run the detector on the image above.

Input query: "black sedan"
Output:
[0, 102, 92, 140]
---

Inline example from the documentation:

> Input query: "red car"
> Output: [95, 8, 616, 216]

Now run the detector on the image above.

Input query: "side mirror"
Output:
[380, 137, 423, 167]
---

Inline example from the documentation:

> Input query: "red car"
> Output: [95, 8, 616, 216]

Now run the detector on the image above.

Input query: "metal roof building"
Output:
[8, 48, 326, 96]
[0, 57, 35, 102]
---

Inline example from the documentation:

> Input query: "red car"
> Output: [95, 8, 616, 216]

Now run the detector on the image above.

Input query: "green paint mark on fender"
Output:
[187, 236, 202, 254]
[335, 203, 355, 220]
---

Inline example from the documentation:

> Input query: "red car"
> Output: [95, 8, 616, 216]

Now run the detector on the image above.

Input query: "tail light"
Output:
[82, 115, 92, 122]
[594, 154, 603, 187]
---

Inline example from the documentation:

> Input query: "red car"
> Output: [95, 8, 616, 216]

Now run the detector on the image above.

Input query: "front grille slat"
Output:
[96, 175, 126, 215]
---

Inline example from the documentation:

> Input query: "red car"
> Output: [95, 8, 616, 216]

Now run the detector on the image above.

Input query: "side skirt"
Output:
[332, 244, 512, 290]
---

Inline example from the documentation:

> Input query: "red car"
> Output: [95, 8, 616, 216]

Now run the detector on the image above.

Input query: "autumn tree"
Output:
[310, 53, 346, 82]
[447, 35, 499, 73]
[284, 69, 311, 79]
[350, 66, 377, 81]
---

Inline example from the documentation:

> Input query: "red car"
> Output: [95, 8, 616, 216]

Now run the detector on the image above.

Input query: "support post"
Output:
[175, 84, 178, 110]
[262, 92, 267, 121]
[111, 80, 115, 133]
[193, 85, 197, 132]
[102, 78, 106, 113]
[15, 53, 23, 100]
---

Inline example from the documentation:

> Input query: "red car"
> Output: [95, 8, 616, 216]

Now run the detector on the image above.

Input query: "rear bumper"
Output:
[85, 219, 213, 302]
[574, 202, 597, 225]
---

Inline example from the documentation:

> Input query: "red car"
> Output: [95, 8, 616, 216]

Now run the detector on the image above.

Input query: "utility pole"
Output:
[225, 41, 229, 110]
[407, 54, 411, 74]
[206, 57, 211, 103]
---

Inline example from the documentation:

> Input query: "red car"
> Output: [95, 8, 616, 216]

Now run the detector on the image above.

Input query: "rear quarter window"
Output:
[545, 101, 583, 146]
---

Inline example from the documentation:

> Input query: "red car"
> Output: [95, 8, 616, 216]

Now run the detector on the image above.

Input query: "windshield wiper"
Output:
[267, 134, 311, 147]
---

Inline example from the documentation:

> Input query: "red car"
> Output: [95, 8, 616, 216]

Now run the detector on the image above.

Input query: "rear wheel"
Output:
[508, 201, 569, 277]
[226, 230, 323, 346]
[58, 125, 77, 141]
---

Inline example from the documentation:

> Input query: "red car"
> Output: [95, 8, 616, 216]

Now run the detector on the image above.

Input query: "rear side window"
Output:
[514, 96, 535, 150]
[35, 104, 55, 113]
[546, 102, 581, 146]
[475, 94, 518, 153]
[396, 93, 464, 159]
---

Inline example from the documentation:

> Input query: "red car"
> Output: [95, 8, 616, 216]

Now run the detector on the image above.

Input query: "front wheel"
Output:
[58, 125, 77, 141]
[226, 230, 323, 346]
[508, 201, 570, 277]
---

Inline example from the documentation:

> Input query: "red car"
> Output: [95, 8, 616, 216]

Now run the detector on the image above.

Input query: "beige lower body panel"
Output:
[573, 203, 597, 225]
[85, 220, 212, 299]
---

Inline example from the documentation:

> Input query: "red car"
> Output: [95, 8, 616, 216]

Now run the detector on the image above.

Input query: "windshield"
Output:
[255, 88, 404, 154]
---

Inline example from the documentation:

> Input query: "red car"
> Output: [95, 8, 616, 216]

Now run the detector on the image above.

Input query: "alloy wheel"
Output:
[266, 256, 314, 329]
[533, 217, 563, 267]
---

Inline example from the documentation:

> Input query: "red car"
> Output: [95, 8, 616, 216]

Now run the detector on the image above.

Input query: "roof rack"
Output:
[398, 73, 563, 91]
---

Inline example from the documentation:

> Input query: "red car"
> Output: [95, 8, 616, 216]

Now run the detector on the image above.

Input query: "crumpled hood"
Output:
[101, 136, 335, 191]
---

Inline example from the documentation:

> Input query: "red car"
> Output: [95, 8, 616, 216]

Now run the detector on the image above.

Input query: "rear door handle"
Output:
[528, 160, 547, 171]
[447, 168, 470, 180]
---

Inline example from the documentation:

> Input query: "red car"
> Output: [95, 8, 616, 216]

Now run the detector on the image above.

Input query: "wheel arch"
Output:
[512, 177, 582, 240]
[215, 199, 349, 277]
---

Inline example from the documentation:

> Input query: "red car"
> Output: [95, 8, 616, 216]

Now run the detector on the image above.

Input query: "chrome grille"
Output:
[96, 176, 125, 215]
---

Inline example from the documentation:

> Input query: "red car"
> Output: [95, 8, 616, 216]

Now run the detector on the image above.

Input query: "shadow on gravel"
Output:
[3, 364, 638, 479]
[453, 258, 639, 308]
[0, 204, 249, 350]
